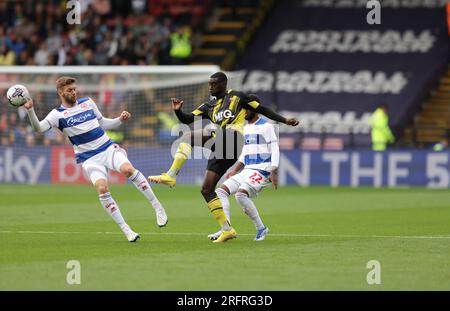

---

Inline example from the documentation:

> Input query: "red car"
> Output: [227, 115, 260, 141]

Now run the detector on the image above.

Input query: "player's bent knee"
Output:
[95, 182, 109, 195]
[120, 163, 135, 177]
[200, 186, 210, 197]
[201, 187, 215, 201]
[220, 185, 231, 195]
[216, 187, 229, 196]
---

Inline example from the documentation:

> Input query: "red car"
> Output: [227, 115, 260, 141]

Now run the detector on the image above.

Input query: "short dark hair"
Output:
[210, 72, 228, 83]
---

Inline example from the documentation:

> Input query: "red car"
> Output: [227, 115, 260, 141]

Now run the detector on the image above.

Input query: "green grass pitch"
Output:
[0, 184, 449, 290]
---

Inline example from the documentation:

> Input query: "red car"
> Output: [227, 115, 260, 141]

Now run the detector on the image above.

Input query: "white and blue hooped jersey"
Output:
[238, 117, 279, 176]
[43, 98, 112, 163]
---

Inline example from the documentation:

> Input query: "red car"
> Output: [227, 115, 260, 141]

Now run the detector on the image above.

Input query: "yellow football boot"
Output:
[148, 173, 176, 188]
[212, 228, 237, 243]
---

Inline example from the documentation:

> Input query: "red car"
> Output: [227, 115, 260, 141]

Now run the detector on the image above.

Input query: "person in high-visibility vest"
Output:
[169, 27, 192, 65]
[157, 105, 178, 145]
[433, 138, 448, 151]
[370, 105, 395, 151]
[106, 130, 125, 144]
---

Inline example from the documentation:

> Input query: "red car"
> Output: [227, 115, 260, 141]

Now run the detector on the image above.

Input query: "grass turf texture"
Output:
[0, 184, 449, 290]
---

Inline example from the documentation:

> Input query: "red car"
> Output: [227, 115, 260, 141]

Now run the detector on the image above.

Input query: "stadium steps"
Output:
[201, 34, 237, 49]
[193, 48, 227, 56]
[191, 0, 275, 69]
[402, 66, 450, 147]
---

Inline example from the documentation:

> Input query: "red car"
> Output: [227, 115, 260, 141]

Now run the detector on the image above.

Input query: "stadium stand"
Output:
[191, 0, 274, 69]
[235, 0, 450, 150]
[0, 0, 211, 66]
[403, 65, 450, 148]
[0, 0, 449, 151]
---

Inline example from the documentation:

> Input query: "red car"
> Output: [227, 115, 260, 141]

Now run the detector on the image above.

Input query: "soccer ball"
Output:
[7, 84, 30, 107]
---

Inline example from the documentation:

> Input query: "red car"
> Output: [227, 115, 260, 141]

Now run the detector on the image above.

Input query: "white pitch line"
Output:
[0, 230, 449, 240]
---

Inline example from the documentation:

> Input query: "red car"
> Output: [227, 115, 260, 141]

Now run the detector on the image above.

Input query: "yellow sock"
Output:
[167, 142, 192, 177]
[207, 197, 230, 229]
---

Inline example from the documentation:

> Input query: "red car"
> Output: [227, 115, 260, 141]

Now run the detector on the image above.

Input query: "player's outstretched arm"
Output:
[98, 111, 130, 130]
[269, 144, 280, 189]
[268, 124, 280, 189]
[254, 105, 299, 126]
[225, 161, 245, 179]
[23, 99, 51, 133]
[172, 98, 195, 124]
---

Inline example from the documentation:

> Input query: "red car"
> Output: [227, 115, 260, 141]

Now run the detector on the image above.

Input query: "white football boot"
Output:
[207, 229, 223, 241]
[155, 206, 168, 227]
[121, 224, 140, 242]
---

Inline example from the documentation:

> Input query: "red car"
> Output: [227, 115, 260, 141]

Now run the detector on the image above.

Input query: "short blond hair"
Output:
[56, 76, 76, 91]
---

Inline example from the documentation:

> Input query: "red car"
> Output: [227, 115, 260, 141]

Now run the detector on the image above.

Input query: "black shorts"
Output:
[206, 129, 244, 177]
[206, 158, 238, 177]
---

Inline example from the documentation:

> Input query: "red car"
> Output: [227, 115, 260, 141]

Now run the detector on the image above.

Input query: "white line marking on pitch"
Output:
[0, 230, 449, 239]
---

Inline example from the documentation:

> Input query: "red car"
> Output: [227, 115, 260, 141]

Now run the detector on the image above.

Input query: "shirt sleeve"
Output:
[90, 99, 103, 120]
[99, 117, 122, 130]
[266, 123, 278, 143]
[266, 124, 280, 168]
[27, 108, 55, 132]
[239, 93, 260, 110]
[191, 103, 210, 119]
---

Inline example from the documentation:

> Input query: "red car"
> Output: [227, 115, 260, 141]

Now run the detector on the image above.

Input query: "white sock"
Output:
[215, 188, 231, 223]
[99, 192, 128, 230]
[129, 170, 162, 210]
[235, 192, 265, 230]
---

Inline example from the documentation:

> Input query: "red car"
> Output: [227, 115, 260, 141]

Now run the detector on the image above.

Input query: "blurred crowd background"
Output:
[0, 0, 212, 66]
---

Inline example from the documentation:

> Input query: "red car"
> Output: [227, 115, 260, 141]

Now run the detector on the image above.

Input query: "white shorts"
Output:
[81, 144, 130, 184]
[222, 168, 272, 198]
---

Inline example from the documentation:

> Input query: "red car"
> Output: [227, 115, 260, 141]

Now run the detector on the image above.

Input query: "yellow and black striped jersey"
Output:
[191, 90, 260, 133]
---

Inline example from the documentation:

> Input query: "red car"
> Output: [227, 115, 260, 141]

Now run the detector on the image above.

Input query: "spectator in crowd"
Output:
[157, 103, 178, 145]
[34, 42, 50, 66]
[433, 138, 449, 151]
[169, 26, 192, 65]
[0, 42, 15, 65]
[370, 104, 395, 151]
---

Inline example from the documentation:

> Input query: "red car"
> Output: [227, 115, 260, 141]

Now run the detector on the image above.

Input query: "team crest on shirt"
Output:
[63, 111, 69, 118]
[80, 103, 88, 109]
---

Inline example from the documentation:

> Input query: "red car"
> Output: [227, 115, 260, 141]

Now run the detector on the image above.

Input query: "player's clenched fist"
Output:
[269, 169, 278, 189]
[286, 118, 300, 126]
[23, 99, 34, 110]
[119, 111, 131, 122]
[171, 98, 184, 110]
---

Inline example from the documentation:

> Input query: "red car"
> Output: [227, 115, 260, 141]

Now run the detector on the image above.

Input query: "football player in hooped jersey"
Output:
[23, 76, 167, 242]
[208, 110, 279, 242]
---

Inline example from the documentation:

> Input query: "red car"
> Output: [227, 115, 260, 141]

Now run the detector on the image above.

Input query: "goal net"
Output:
[0, 65, 243, 185]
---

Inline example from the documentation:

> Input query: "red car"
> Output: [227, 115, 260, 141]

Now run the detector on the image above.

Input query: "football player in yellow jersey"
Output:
[149, 72, 299, 243]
